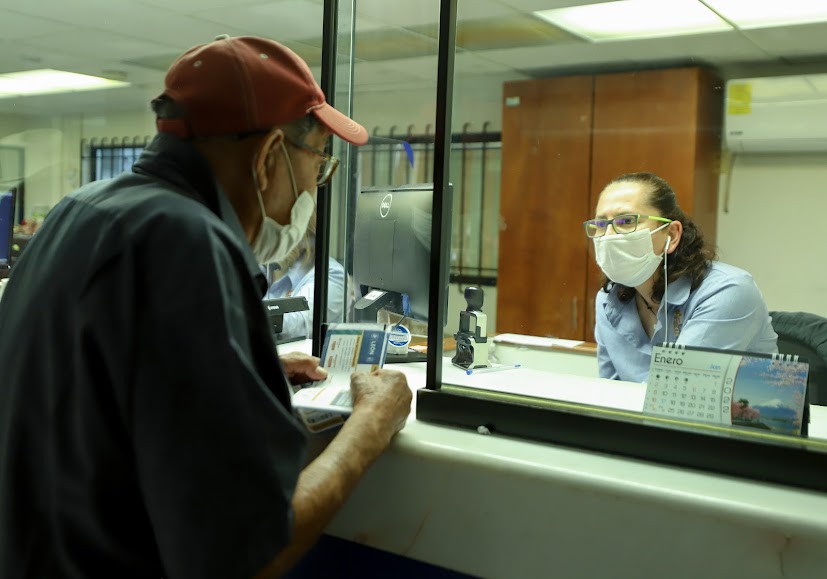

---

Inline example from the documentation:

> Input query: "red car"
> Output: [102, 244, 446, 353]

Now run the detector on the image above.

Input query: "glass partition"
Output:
[331, 0, 443, 353]
[411, 0, 827, 490]
[0, 0, 330, 262]
[5, 0, 827, 490]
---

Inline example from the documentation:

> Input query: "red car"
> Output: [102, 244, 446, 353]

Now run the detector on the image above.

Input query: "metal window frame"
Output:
[81, 137, 151, 184]
[317, 0, 827, 493]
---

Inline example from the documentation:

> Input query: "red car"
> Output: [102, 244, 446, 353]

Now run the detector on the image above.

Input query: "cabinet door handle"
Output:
[572, 296, 578, 329]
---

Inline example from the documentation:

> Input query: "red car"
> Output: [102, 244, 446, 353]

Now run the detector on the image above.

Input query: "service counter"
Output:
[281, 340, 827, 579]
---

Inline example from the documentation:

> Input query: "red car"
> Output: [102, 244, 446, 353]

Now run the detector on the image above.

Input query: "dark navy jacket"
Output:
[0, 134, 306, 579]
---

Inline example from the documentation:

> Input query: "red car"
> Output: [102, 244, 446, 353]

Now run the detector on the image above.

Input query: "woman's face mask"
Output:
[250, 141, 316, 265]
[593, 222, 670, 287]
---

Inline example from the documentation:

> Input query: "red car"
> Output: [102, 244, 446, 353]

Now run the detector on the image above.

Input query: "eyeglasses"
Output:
[583, 214, 672, 238]
[285, 136, 340, 186]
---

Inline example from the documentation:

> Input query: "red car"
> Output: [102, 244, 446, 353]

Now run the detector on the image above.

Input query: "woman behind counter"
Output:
[585, 172, 777, 383]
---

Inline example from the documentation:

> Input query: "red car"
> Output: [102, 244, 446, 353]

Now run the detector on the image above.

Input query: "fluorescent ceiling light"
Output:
[704, 0, 827, 29]
[0, 69, 129, 99]
[534, 0, 732, 42]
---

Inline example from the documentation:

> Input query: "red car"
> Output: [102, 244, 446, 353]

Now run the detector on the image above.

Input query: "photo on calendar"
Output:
[729, 356, 809, 436]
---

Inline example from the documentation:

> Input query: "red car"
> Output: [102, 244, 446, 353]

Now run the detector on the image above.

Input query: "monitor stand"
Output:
[385, 349, 428, 364]
[353, 289, 403, 323]
[265, 296, 310, 344]
[275, 335, 306, 346]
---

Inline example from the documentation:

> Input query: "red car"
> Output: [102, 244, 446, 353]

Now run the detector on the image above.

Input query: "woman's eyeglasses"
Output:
[583, 214, 672, 238]
[285, 137, 340, 186]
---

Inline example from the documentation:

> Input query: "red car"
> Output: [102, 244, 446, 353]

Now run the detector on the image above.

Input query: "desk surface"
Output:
[281, 340, 827, 579]
[492, 332, 598, 355]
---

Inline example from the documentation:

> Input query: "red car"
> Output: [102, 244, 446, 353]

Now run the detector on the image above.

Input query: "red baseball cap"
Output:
[155, 35, 367, 145]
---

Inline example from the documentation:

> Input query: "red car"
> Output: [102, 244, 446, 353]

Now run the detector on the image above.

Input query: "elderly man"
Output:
[0, 36, 411, 578]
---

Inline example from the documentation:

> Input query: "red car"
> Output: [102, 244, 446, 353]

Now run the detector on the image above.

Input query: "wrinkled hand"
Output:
[280, 352, 328, 386]
[350, 369, 412, 440]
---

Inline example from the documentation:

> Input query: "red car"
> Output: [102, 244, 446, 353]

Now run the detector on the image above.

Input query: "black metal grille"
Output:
[80, 127, 502, 285]
[80, 137, 151, 184]
[360, 124, 501, 286]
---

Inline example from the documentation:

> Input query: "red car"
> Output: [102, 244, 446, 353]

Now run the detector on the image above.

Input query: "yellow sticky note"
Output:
[728, 83, 752, 115]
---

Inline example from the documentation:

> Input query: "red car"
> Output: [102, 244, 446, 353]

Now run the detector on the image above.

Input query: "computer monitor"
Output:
[0, 190, 15, 266]
[353, 183, 436, 323]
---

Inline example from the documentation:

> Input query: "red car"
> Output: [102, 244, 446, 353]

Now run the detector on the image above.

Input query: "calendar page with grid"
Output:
[643, 345, 809, 436]
[644, 346, 741, 425]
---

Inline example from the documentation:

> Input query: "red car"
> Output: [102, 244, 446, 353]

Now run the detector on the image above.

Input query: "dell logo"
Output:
[379, 193, 392, 218]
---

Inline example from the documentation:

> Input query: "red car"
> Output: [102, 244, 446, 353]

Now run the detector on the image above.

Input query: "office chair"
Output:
[769, 311, 827, 406]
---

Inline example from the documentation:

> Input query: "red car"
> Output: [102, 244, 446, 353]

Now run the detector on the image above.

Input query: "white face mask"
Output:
[250, 141, 316, 265]
[593, 222, 670, 287]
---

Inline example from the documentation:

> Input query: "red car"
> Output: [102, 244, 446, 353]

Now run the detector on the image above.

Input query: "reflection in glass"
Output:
[2, 0, 827, 457]
[429, 0, 827, 449]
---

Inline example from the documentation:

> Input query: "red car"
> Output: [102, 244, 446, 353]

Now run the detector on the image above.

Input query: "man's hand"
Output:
[254, 368, 412, 579]
[280, 352, 328, 385]
[350, 369, 412, 443]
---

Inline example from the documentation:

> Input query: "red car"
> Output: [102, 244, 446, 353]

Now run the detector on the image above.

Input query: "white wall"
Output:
[716, 152, 827, 317]
[351, 73, 517, 132]
[0, 110, 156, 220]
[0, 121, 65, 216]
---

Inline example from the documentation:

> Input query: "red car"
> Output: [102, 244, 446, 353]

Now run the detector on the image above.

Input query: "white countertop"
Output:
[281, 340, 827, 578]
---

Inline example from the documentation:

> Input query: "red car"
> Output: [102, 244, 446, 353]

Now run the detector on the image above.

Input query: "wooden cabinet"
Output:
[496, 75, 594, 340]
[497, 67, 722, 341]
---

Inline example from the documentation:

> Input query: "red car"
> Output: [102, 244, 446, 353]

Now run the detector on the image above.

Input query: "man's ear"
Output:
[254, 127, 284, 191]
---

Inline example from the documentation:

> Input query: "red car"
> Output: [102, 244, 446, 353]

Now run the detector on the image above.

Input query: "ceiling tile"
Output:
[135, 0, 281, 13]
[740, 23, 827, 59]
[346, 53, 517, 93]
[196, 0, 325, 41]
[453, 14, 578, 50]
[16, 30, 180, 63]
[349, 15, 393, 34]
[0, 9, 68, 40]
[120, 53, 180, 74]
[454, 52, 514, 75]
[457, 0, 520, 21]
[351, 0, 516, 28]
[3, 0, 827, 115]
[5, 0, 251, 49]
[480, 30, 771, 75]
[354, 28, 439, 62]
[5, 1, 177, 35]
[350, 0, 439, 28]
[481, 42, 641, 74]
[280, 41, 324, 67]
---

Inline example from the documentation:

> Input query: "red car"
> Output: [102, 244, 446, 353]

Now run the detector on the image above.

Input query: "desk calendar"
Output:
[644, 344, 810, 436]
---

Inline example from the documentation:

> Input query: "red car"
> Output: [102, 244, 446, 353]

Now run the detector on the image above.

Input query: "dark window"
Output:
[81, 137, 151, 184]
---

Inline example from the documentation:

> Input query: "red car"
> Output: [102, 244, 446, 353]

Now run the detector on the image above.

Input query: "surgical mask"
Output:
[250, 141, 316, 265]
[593, 222, 670, 287]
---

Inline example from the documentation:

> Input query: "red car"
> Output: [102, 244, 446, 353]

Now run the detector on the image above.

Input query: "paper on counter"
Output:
[492, 333, 584, 349]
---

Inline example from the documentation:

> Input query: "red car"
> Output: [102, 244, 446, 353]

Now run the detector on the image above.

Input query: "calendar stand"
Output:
[644, 344, 810, 437]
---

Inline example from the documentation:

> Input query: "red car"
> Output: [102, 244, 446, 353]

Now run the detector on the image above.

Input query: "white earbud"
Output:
[662, 235, 671, 343]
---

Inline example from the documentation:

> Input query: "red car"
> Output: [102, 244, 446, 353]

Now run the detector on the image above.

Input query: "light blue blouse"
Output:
[594, 261, 778, 383]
